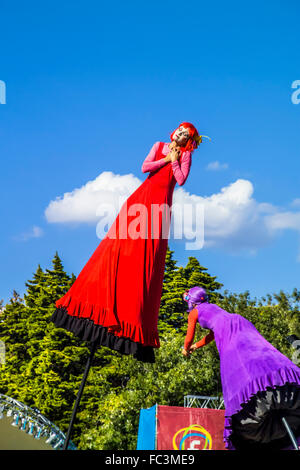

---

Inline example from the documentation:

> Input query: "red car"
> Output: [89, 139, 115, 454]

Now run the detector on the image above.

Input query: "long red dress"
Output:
[51, 142, 191, 362]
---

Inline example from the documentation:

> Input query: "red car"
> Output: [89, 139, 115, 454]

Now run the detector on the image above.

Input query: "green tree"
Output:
[219, 290, 298, 355]
[183, 256, 224, 303]
[0, 254, 94, 437]
[158, 248, 224, 334]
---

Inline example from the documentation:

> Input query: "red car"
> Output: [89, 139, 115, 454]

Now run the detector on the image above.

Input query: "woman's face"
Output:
[173, 126, 190, 146]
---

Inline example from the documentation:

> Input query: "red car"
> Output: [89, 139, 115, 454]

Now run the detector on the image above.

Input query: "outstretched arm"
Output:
[141, 142, 168, 173]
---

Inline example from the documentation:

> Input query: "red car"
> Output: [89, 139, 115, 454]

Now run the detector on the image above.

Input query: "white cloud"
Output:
[45, 171, 300, 257]
[291, 198, 300, 207]
[264, 211, 300, 262]
[265, 211, 300, 231]
[172, 179, 277, 252]
[14, 225, 44, 242]
[45, 171, 141, 224]
[206, 161, 228, 171]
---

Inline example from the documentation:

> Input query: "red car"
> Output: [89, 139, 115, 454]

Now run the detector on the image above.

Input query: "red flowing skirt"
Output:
[51, 142, 177, 362]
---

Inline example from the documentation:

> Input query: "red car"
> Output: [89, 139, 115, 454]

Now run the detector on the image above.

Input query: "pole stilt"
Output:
[281, 416, 299, 451]
[63, 342, 97, 450]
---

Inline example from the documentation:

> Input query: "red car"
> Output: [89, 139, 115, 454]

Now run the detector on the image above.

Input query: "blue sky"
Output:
[1, 0, 300, 304]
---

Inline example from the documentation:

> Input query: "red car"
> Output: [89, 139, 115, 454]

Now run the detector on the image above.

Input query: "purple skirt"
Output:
[195, 302, 300, 450]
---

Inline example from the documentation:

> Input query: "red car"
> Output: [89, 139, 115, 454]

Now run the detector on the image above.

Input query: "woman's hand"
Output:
[182, 343, 197, 357]
[164, 150, 180, 163]
[164, 142, 181, 163]
[182, 348, 190, 357]
[164, 154, 172, 163]
[170, 147, 181, 162]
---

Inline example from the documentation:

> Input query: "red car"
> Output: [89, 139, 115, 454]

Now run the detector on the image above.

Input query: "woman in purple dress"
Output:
[182, 286, 300, 450]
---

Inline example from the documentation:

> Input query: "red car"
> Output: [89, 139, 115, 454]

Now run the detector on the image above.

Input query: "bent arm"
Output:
[194, 330, 215, 349]
[171, 151, 191, 186]
[141, 141, 167, 173]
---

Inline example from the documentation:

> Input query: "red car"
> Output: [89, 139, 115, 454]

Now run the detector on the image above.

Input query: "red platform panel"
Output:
[156, 405, 226, 450]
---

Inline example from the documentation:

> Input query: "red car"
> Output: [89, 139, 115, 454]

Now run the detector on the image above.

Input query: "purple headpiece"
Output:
[184, 286, 208, 311]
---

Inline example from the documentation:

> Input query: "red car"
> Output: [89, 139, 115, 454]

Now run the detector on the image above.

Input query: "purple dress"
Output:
[196, 302, 300, 450]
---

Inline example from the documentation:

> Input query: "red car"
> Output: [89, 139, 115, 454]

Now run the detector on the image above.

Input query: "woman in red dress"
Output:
[51, 123, 204, 362]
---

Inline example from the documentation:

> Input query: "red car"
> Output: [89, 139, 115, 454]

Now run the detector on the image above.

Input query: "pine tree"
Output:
[44, 252, 76, 307]
[23, 265, 45, 308]
[183, 256, 224, 303]
[158, 248, 224, 334]
[0, 255, 79, 431]
[0, 252, 123, 445]
[0, 292, 29, 374]
[163, 246, 178, 284]
[159, 247, 183, 332]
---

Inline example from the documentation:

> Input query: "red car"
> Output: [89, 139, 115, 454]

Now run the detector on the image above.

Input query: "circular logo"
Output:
[172, 424, 212, 450]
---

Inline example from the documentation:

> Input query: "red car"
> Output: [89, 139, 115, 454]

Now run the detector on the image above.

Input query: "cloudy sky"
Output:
[1, 0, 300, 303]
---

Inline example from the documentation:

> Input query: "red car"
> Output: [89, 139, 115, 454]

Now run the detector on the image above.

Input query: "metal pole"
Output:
[63, 342, 97, 450]
[281, 416, 299, 451]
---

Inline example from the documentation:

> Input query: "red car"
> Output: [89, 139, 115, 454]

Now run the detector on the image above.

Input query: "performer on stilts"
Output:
[182, 286, 300, 450]
[51, 122, 206, 361]
[50, 123, 207, 448]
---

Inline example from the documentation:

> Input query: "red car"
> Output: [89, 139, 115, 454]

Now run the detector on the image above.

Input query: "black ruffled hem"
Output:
[51, 307, 155, 363]
[229, 383, 300, 450]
